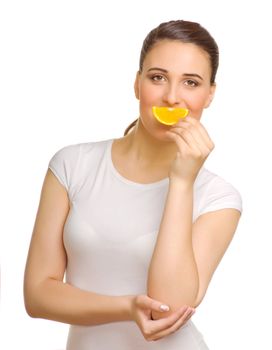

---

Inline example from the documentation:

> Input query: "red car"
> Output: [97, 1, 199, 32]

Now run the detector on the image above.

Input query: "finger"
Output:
[174, 120, 212, 152]
[166, 129, 192, 153]
[147, 305, 190, 335]
[170, 123, 212, 156]
[182, 117, 215, 150]
[174, 307, 195, 327]
[136, 295, 170, 314]
[170, 126, 202, 151]
[145, 306, 191, 341]
[154, 308, 195, 341]
[172, 120, 210, 150]
[151, 307, 196, 341]
[167, 128, 203, 156]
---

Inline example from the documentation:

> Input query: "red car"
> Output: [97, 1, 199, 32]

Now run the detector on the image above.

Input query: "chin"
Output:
[140, 118, 172, 142]
[149, 128, 173, 143]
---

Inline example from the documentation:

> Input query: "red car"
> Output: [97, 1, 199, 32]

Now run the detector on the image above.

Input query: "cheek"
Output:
[139, 82, 161, 108]
[186, 90, 211, 117]
[138, 86, 167, 136]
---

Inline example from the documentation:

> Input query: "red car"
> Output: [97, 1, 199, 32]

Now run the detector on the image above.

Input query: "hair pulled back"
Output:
[124, 20, 219, 135]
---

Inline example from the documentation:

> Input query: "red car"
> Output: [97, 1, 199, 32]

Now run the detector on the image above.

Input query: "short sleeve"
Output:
[48, 144, 80, 198]
[197, 176, 243, 217]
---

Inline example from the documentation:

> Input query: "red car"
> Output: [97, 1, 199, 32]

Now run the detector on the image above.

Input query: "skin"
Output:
[24, 39, 241, 342]
[112, 40, 215, 182]
[113, 40, 240, 323]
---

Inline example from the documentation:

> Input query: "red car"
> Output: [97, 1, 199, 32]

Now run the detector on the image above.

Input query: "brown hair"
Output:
[124, 20, 219, 135]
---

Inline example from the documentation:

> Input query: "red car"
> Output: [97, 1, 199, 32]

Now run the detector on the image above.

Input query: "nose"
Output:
[162, 83, 181, 106]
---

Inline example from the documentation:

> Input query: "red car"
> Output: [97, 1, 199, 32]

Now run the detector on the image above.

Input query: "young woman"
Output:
[24, 20, 242, 349]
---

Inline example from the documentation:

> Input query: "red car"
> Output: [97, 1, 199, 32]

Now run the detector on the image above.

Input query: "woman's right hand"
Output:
[130, 295, 195, 342]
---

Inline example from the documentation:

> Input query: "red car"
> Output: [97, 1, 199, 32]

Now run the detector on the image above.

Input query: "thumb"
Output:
[138, 295, 170, 313]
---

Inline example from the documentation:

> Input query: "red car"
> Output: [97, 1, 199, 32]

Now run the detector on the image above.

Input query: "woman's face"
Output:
[134, 40, 216, 140]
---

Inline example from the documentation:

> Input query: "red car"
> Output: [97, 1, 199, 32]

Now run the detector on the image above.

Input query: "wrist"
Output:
[124, 295, 136, 321]
[169, 177, 194, 190]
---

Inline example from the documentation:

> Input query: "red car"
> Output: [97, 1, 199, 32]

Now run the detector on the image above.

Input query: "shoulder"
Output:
[49, 138, 111, 160]
[48, 139, 112, 197]
[48, 138, 113, 171]
[195, 167, 241, 194]
[194, 167, 243, 219]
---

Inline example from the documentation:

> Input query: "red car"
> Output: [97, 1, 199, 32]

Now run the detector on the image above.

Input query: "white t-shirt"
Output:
[48, 138, 242, 350]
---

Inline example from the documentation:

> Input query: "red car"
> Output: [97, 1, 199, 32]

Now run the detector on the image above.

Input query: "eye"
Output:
[150, 74, 166, 82]
[184, 79, 199, 87]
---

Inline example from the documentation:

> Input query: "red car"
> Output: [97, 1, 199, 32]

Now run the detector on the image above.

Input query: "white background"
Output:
[1, 0, 272, 349]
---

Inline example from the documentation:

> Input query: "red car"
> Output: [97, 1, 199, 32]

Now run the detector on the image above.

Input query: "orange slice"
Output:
[152, 106, 189, 125]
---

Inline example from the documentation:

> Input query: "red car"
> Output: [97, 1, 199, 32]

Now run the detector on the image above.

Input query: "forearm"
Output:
[24, 278, 133, 326]
[147, 179, 199, 317]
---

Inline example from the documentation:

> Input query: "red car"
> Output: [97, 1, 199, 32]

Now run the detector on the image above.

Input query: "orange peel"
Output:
[152, 106, 189, 125]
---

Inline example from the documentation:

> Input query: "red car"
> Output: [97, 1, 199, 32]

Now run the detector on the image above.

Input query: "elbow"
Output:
[149, 286, 199, 308]
[24, 291, 40, 318]
[24, 284, 43, 318]
[24, 298, 39, 318]
[147, 278, 202, 319]
[25, 305, 39, 319]
[151, 299, 199, 321]
[149, 292, 201, 321]
[193, 295, 203, 309]
[193, 287, 209, 308]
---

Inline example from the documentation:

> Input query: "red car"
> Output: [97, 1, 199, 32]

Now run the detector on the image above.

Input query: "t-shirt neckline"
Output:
[106, 139, 169, 189]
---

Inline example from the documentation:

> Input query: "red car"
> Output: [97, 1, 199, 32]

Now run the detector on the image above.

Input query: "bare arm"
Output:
[24, 168, 198, 340]
[147, 178, 241, 319]
[147, 180, 199, 315]
[147, 117, 241, 319]
[24, 169, 132, 326]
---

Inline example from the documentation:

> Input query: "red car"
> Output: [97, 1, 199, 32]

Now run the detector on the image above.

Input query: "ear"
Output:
[134, 71, 140, 100]
[204, 83, 216, 108]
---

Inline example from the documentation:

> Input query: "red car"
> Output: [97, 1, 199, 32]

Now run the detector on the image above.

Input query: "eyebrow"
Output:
[147, 67, 203, 80]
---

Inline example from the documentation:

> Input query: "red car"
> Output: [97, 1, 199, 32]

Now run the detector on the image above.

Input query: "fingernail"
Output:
[160, 304, 170, 312]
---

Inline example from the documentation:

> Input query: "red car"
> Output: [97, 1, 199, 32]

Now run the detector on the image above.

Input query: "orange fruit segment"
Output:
[152, 106, 189, 125]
